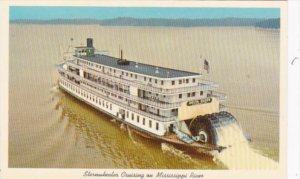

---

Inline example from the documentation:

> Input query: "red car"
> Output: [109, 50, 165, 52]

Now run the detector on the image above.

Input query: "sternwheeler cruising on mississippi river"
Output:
[57, 38, 247, 154]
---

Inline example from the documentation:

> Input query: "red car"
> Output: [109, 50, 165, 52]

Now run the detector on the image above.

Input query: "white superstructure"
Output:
[58, 38, 232, 149]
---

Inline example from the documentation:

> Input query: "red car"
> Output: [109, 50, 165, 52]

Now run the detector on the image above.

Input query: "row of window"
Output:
[127, 111, 159, 130]
[61, 80, 113, 111]
[61, 79, 160, 131]
[178, 91, 203, 99]
[76, 49, 87, 53]
[172, 78, 196, 85]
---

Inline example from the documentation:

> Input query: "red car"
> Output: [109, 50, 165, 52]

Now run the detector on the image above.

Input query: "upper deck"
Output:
[77, 54, 199, 79]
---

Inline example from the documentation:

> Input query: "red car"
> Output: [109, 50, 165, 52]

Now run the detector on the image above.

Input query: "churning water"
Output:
[212, 122, 278, 169]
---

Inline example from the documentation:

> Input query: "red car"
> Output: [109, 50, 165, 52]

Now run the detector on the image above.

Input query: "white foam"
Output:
[214, 142, 278, 169]
[213, 123, 278, 169]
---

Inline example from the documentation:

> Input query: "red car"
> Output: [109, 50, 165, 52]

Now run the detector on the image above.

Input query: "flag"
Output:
[204, 59, 209, 73]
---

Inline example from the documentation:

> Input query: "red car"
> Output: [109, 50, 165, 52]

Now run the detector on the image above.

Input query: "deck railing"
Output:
[59, 66, 181, 109]
[66, 60, 218, 95]
[58, 75, 177, 122]
[211, 91, 227, 101]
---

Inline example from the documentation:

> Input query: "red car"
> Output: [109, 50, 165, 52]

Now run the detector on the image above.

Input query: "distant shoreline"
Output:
[9, 24, 280, 32]
[9, 17, 280, 29]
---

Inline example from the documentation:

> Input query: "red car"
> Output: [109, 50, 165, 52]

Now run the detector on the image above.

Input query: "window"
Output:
[200, 91, 203, 96]
[193, 78, 196, 83]
[126, 73, 128, 76]
[187, 93, 191, 97]
[179, 94, 182, 99]
[127, 111, 129, 118]
[131, 74, 133, 78]
[186, 79, 189, 83]
[110, 104, 112, 110]
[144, 77, 146, 81]
[192, 92, 196, 97]
[149, 78, 152, 82]
[179, 80, 182, 84]
[149, 120, 152, 128]
[122, 72, 124, 75]
[155, 79, 157, 84]
[132, 113, 134, 120]
[137, 116, 139, 123]
[143, 118, 145, 125]
[172, 81, 175, 85]
[156, 122, 159, 130]
[161, 81, 164, 85]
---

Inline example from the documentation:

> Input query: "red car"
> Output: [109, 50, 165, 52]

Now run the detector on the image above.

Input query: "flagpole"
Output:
[200, 55, 202, 75]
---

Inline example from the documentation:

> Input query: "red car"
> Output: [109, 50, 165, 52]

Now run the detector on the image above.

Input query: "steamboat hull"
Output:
[58, 83, 225, 153]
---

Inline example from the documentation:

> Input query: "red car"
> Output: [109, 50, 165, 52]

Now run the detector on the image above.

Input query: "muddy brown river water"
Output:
[9, 25, 279, 168]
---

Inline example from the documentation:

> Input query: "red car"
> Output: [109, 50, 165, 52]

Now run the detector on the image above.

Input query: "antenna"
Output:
[63, 37, 74, 61]
[119, 44, 120, 59]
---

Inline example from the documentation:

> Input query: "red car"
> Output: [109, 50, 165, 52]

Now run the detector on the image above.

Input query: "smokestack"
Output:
[117, 49, 129, 66]
[87, 38, 93, 48]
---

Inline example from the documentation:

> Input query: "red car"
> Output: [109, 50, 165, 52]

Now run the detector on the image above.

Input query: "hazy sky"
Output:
[10, 7, 280, 20]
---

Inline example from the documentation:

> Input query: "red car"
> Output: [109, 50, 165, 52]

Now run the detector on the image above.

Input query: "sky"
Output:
[10, 7, 280, 20]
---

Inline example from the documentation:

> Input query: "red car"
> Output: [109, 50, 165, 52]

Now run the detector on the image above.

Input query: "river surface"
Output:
[9, 25, 279, 168]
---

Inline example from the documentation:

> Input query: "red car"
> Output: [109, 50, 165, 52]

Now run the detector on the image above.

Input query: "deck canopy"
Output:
[78, 54, 200, 79]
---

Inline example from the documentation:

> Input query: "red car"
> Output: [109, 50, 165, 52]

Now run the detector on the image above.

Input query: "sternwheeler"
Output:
[57, 38, 247, 153]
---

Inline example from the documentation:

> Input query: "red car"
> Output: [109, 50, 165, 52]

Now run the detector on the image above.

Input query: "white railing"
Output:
[58, 75, 177, 122]
[59, 66, 181, 109]
[66, 60, 218, 94]
[212, 91, 227, 101]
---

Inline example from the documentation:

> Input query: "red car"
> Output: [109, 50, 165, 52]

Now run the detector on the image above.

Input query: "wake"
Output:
[161, 143, 199, 165]
[213, 143, 279, 169]
[160, 121, 279, 169]
[212, 122, 279, 169]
